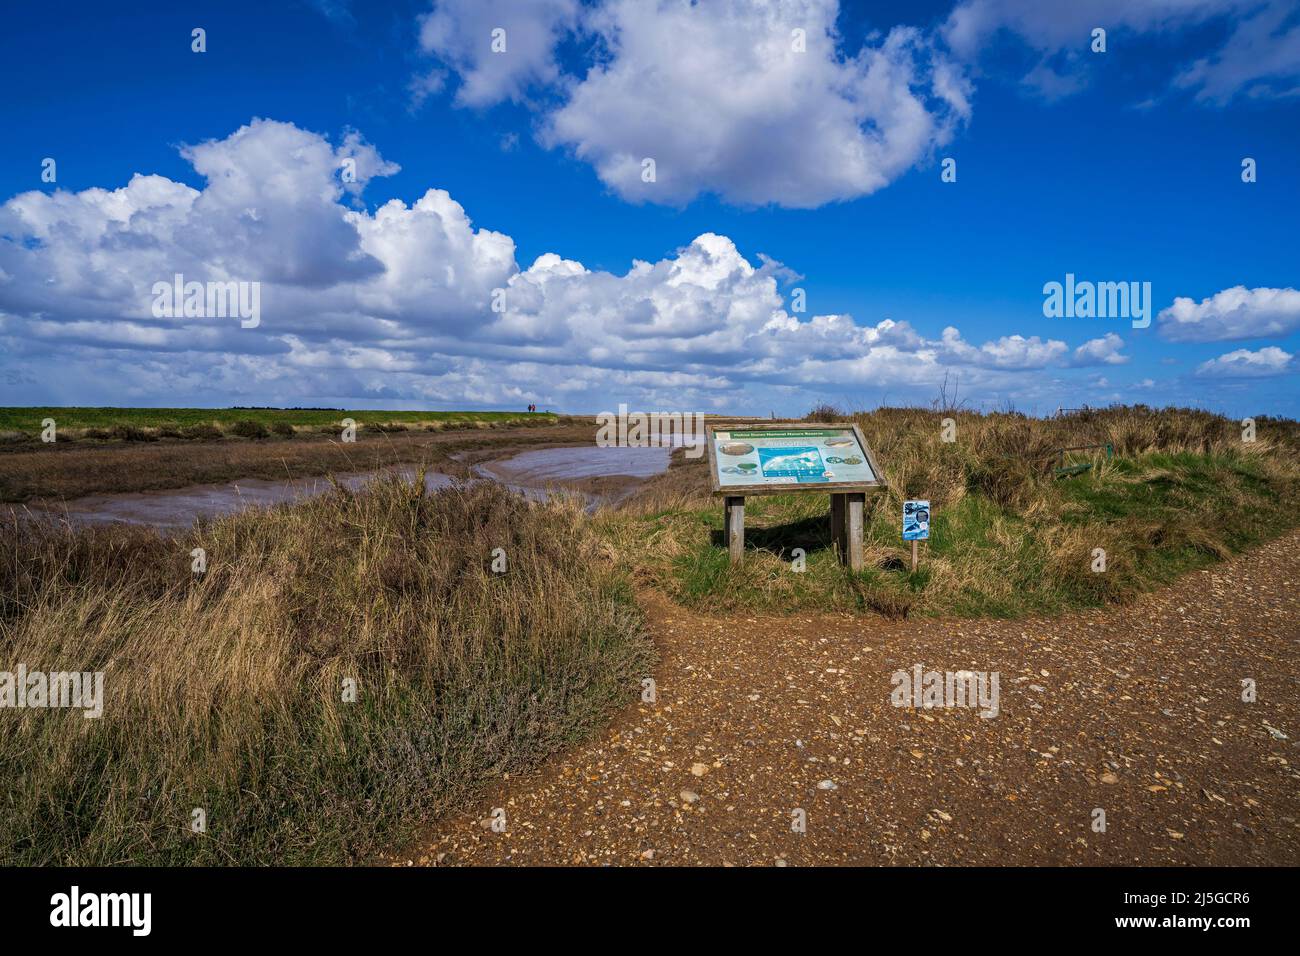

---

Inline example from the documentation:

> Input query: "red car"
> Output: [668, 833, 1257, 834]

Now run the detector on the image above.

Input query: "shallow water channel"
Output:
[19, 444, 672, 532]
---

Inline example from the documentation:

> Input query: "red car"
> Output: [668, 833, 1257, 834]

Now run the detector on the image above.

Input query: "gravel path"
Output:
[408, 531, 1300, 866]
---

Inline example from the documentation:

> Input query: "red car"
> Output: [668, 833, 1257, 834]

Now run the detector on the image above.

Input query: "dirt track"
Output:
[408, 530, 1300, 866]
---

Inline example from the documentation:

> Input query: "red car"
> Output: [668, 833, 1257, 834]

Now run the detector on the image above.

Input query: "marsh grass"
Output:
[0, 477, 650, 865]
[601, 406, 1300, 618]
[0, 406, 555, 436]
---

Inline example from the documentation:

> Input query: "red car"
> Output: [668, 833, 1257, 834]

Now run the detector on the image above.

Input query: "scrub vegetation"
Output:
[601, 406, 1300, 619]
[0, 479, 650, 865]
[0, 406, 554, 439]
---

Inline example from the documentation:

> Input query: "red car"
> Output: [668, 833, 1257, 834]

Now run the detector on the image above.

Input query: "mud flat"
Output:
[12, 444, 673, 531]
[17, 467, 458, 531]
[0, 421, 597, 502]
[473, 445, 671, 505]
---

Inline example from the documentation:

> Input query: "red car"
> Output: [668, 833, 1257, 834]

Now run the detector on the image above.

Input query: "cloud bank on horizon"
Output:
[0, 117, 1136, 409]
[1, 0, 1297, 416]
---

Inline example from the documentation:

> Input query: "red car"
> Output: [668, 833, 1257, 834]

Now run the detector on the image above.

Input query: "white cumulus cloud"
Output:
[1195, 346, 1295, 377]
[416, 0, 579, 107]
[935, 326, 1067, 369]
[943, 0, 1300, 103]
[1157, 286, 1300, 342]
[417, 0, 971, 208]
[1071, 332, 1129, 366]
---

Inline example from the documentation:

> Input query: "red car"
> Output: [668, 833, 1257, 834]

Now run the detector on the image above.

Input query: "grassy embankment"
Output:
[0, 406, 555, 444]
[599, 406, 1300, 618]
[0, 479, 650, 865]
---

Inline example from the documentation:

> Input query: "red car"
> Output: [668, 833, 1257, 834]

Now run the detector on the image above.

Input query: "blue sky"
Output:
[1, 0, 1297, 416]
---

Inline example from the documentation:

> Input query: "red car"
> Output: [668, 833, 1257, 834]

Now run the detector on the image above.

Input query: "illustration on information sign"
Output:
[712, 428, 878, 488]
[903, 499, 930, 540]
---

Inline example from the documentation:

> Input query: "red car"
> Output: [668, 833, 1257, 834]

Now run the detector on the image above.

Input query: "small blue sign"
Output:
[903, 499, 930, 541]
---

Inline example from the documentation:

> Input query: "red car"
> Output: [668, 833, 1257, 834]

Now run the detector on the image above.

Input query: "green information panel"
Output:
[707, 424, 883, 494]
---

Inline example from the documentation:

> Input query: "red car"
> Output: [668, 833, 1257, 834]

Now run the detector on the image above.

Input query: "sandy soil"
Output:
[401, 530, 1300, 866]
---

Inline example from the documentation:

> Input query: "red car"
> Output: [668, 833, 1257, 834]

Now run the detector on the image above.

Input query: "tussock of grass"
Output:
[227, 418, 270, 439]
[0, 478, 650, 865]
[603, 406, 1300, 618]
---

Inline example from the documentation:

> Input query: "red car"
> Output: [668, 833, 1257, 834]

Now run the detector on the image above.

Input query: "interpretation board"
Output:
[705, 422, 888, 570]
[705, 423, 886, 496]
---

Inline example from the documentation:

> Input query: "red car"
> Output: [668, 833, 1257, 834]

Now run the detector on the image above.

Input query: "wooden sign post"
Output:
[724, 495, 745, 564]
[705, 423, 887, 570]
[831, 491, 867, 571]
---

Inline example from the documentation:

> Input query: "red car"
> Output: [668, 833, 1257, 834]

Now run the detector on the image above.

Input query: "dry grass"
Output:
[0, 477, 650, 865]
[603, 406, 1300, 618]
